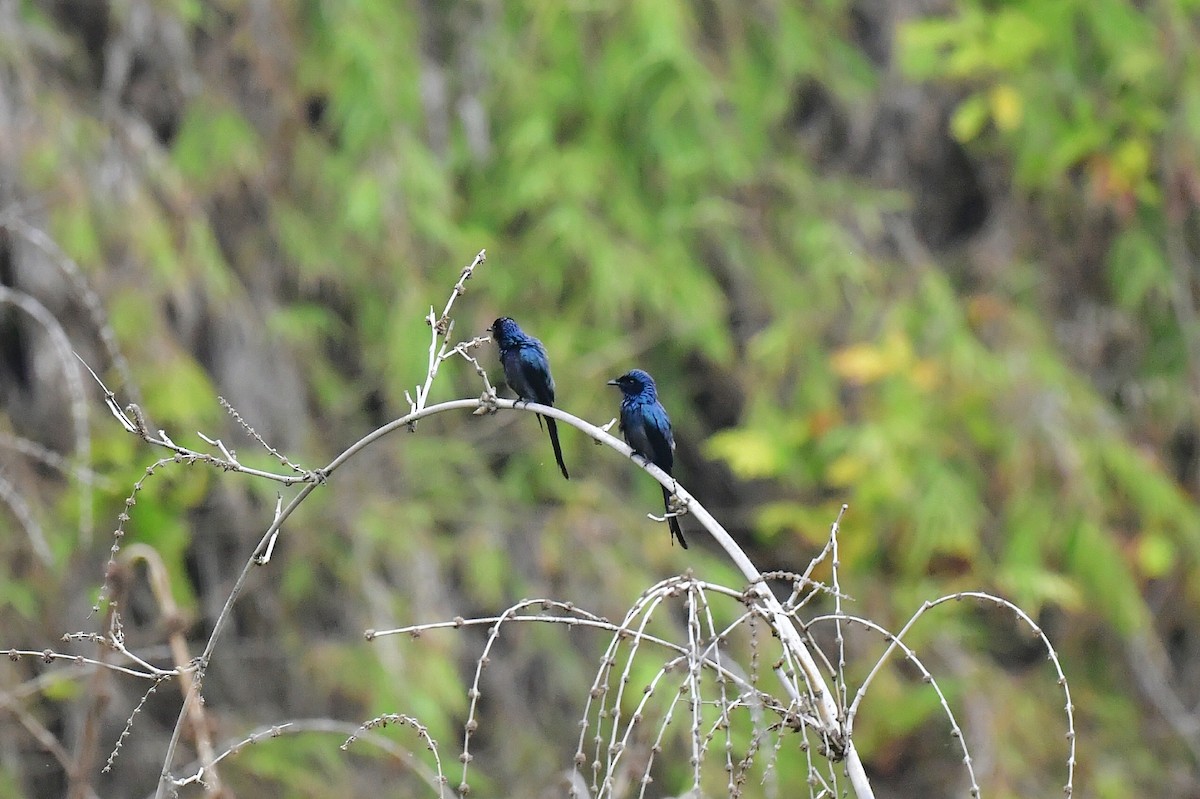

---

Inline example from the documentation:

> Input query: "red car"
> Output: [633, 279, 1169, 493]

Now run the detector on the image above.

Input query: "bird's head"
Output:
[489, 317, 521, 344]
[607, 369, 657, 399]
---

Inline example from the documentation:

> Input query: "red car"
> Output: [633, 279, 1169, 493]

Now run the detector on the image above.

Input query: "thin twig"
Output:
[159, 718, 448, 799]
[0, 286, 92, 545]
[218, 396, 312, 478]
[0, 470, 51, 565]
[122, 544, 220, 791]
[408, 249, 487, 424]
[843, 591, 1076, 797]
[809, 612, 981, 796]
[0, 432, 114, 488]
[2, 216, 140, 403]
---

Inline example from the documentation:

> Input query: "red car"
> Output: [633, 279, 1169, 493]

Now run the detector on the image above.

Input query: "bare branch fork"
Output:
[405, 248, 494, 421]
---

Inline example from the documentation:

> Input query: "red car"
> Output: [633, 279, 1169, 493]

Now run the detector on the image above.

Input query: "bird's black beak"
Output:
[606, 378, 619, 386]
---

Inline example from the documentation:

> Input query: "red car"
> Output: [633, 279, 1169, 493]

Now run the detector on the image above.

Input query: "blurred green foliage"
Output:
[4, 0, 1200, 797]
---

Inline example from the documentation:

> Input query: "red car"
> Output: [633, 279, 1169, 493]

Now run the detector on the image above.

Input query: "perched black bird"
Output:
[490, 317, 569, 479]
[607, 369, 687, 548]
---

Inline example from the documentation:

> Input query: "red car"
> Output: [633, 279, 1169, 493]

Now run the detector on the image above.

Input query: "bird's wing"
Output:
[499, 348, 530, 399]
[643, 400, 681, 470]
[510, 342, 555, 405]
[623, 422, 653, 460]
[631, 401, 674, 473]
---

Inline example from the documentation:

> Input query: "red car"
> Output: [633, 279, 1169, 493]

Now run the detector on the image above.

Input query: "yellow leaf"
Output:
[911, 360, 940, 392]
[988, 84, 1023, 132]
[1113, 138, 1150, 187]
[1136, 532, 1176, 578]
[832, 332, 913, 384]
[827, 454, 866, 486]
[705, 429, 780, 479]
[831, 343, 892, 383]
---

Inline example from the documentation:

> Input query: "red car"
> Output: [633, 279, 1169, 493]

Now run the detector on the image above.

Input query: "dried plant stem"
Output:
[0, 285, 92, 548]
[152, 395, 874, 798]
[406, 249, 487, 421]
[123, 544, 221, 794]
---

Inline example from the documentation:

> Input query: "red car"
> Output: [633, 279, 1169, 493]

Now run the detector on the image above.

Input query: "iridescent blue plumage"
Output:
[490, 317, 569, 479]
[607, 369, 687, 548]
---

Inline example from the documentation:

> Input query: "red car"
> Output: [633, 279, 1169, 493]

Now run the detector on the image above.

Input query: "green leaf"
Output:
[171, 98, 264, 187]
[1108, 223, 1168, 309]
[951, 93, 990, 143]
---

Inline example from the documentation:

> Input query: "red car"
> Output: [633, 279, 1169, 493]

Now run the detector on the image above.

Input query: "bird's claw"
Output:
[667, 483, 685, 513]
[651, 487, 687, 521]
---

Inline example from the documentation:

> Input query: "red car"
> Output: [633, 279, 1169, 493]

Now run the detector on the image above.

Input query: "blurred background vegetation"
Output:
[1, 0, 1198, 796]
